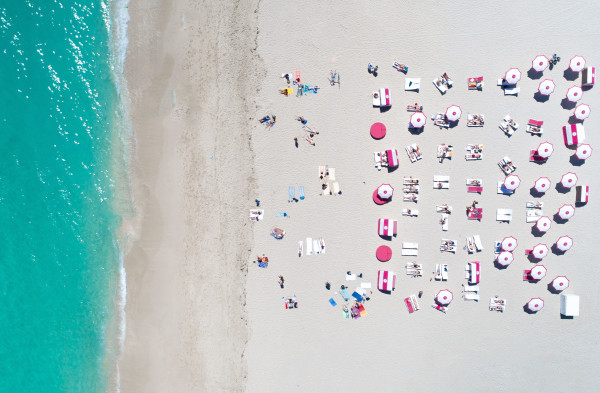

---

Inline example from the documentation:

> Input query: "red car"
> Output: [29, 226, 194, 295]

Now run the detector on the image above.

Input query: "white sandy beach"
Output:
[119, 0, 600, 392]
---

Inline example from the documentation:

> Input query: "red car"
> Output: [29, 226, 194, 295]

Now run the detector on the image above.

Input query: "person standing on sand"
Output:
[278, 275, 284, 288]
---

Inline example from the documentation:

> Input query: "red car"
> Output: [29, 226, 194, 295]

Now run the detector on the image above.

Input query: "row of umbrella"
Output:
[434, 287, 569, 310]
[532, 54, 586, 73]
[504, 172, 580, 192]
[500, 235, 573, 252]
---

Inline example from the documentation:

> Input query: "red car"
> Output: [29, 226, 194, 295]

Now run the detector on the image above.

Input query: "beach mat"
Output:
[329, 298, 337, 307]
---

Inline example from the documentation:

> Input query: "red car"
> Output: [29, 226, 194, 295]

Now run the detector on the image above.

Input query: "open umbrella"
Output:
[536, 216, 552, 232]
[556, 236, 573, 252]
[527, 297, 544, 312]
[497, 251, 514, 266]
[436, 289, 453, 305]
[505, 68, 521, 85]
[538, 79, 555, 95]
[501, 236, 518, 251]
[377, 184, 394, 200]
[503, 175, 521, 190]
[561, 172, 578, 189]
[569, 55, 586, 73]
[534, 177, 551, 193]
[567, 86, 583, 102]
[574, 104, 590, 120]
[536, 142, 554, 158]
[552, 276, 570, 291]
[557, 204, 575, 220]
[445, 105, 462, 122]
[531, 265, 547, 280]
[575, 144, 592, 160]
[532, 244, 549, 259]
[410, 112, 427, 128]
[532, 55, 549, 72]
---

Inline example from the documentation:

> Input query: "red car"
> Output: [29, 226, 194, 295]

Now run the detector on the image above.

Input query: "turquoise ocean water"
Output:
[0, 1, 128, 391]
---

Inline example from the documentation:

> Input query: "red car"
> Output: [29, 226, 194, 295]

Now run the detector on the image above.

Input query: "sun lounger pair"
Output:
[405, 78, 421, 91]
[526, 119, 544, 135]
[249, 209, 264, 221]
[468, 76, 483, 90]
[437, 144, 453, 162]
[499, 115, 519, 136]
[497, 181, 514, 195]
[433, 175, 450, 190]
[433, 77, 447, 94]
[468, 208, 483, 220]
[463, 284, 479, 292]
[405, 295, 420, 313]
[463, 293, 480, 301]
[489, 298, 506, 312]
[467, 113, 485, 127]
[402, 242, 418, 256]
[306, 238, 325, 255]
[432, 113, 449, 128]
[436, 205, 452, 214]
[405, 144, 422, 163]
[498, 156, 517, 175]
[466, 144, 484, 153]
[402, 209, 419, 217]
[403, 177, 419, 185]
[496, 208, 513, 222]
[440, 239, 457, 253]
[435, 264, 448, 280]
[526, 209, 543, 222]
[440, 213, 449, 231]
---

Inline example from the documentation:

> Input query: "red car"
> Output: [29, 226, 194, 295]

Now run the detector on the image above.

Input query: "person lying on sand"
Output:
[296, 116, 308, 125]
[281, 73, 291, 83]
[305, 135, 315, 146]
[259, 115, 270, 123]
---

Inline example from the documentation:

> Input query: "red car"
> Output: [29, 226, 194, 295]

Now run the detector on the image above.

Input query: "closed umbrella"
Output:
[557, 204, 575, 220]
[497, 251, 514, 266]
[445, 105, 462, 122]
[575, 144, 592, 160]
[552, 276, 570, 291]
[527, 297, 544, 312]
[574, 104, 590, 120]
[532, 244, 549, 259]
[569, 55, 586, 73]
[532, 55, 549, 72]
[534, 177, 551, 193]
[561, 172, 578, 189]
[531, 265, 547, 280]
[505, 68, 521, 85]
[567, 86, 583, 102]
[556, 236, 573, 252]
[536, 216, 552, 232]
[538, 79, 555, 95]
[536, 142, 553, 158]
[410, 112, 427, 128]
[377, 184, 394, 200]
[503, 174, 521, 190]
[501, 236, 518, 251]
[436, 289, 453, 305]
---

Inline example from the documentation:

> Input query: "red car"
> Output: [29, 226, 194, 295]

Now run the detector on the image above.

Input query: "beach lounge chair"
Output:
[328, 168, 336, 181]
[434, 181, 450, 189]
[298, 186, 305, 200]
[466, 236, 475, 253]
[406, 103, 423, 112]
[437, 144, 453, 163]
[402, 209, 419, 217]
[313, 239, 320, 254]
[294, 70, 301, 84]
[406, 268, 422, 277]
[436, 205, 452, 214]
[402, 242, 418, 249]
[298, 241, 303, 257]
[441, 264, 449, 281]
[403, 194, 418, 202]
[433, 77, 447, 94]
[465, 153, 482, 160]
[466, 144, 484, 152]
[406, 262, 422, 270]
[489, 298, 506, 312]
[463, 293, 480, 301]
[403, 177, 419, 185]
[440, 239, 457, 253]
[498, 157, 516, 175]
[249, 209, 264, 221]
[393, 61, 408, 73]
[466, 179, 482, 187]
[468, 76, 483, 90]
[306, 237, 313, 255]
[360, 282, 372, 289]
[403, 186, 419, 194]
[405, 78, 421, 91]
[434, 175, 450, 182]
[526, 201, 543, 209]
[526, 119, 544, 135]
[467, 113, 485, 127]
[441, 72, 454, 86]
[441, 213, 449, 231]
[319, 238, 326, 254]
[462, 284, 479, 292]
[401, 249, 418, 256]
[526, 209, 542, 222]
[435, 264, 442, 280]
[504, 86, 520, 96]
[288, 186, 295, 202]
[405, 295, 420, 313]
[497, 181, 514, 195]
[432, 113, 450, 128]
[374, 152, 384, 170]
[405, 144, 423, 163]
[496, 208, 513, 222]
[331, 182, 340, 195]
[474, 235, 483, 251]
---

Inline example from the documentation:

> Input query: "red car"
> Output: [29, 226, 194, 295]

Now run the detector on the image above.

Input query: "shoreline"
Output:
[117, 0, 261, 392]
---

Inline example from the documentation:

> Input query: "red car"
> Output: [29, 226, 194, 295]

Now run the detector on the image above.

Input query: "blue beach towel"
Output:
[298, 186, 305, 200]
[275, 212, 288, 217]
[288, 186, 295, 202]
[340, 289, 351, 302]
[257, 261, 267, 268]
[329, 298, 337, 307]
[352, 292, 363, 301]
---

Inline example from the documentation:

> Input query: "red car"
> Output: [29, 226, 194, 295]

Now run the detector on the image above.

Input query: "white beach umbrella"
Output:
[557, 204, 575, 220]
[497, 251, 514, 266]
[552, 276, 570, 291]
[527, 297, 545, 312]
[436, 289, 453, 305]
[532, 55, 549, 72]
[501, 236, 518, 252]
[569, 55, 586, 73]
[561, 172, 578, 189]
[574, 104, 590, 120]
[534, 177, 551, 193]
[575, 144, 592, 160]
[445, 105, 462, 122]
[410, 112, 427, 128]
[505, 68, 521, 85]
[503, 175, 521, 191]
[536, 216, 552, 232]
[377, 184, 394, 200]
[531, 265, 547, 280]
[532, 244, 549, 259]
[536, 142, 554, 158]
[538, 79, 555, 96]
[556, 236, 573, 252]
[566, 86, 583, 102]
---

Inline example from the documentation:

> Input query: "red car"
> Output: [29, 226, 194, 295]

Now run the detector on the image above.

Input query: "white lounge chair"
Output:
[403, 194, 418, 202]
[406, 262, 423, 270]
[402, 242, 418, 249]
[402, 209, 419, 216]
[433, 175, 450, 182]
[374, 152, 383, 170]
[496, 208, 513, 222]
[436, 205, 452, 213]
[440, 239, 457, 253]
[526, 209, 543, 222]
[433, 78, 447, 94]
[403, 177, 420, 185]
[462, 284, 479, 292]
[441, 264, 448, 281]
[405, 78, 421, 91]
[313, 239, 320, 254]
[441, 213, 449, 231]
[526, 201, 544, 208]
[504, 86, 520, 96]
[401, 249, 418, 256]
[434, 181, 450, 189]
[406, 269, 422, 277]
[473, 235, 483, 251]
[463, 293, 480, 301]
[306, 237, 313, 255]
[435, 264, 442, 280]
[466, 179, 483, 186]
[467, 113, 485, 127]
[466, 236, 475, 253]
[465, 153, 482, 160]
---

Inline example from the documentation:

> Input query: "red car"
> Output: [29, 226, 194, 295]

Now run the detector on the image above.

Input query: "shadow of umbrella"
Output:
[564, 68, 579, 81]
[561, 98, 577, 110]
[528, 68, 543, 80]
[534, 92, 550, 103]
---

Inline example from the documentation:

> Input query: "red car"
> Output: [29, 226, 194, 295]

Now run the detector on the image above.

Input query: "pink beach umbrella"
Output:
[410, 112, 427, 128]
[556, 236, 573, 252]
[552, 276, 570, 291]
[532, 55, 550, 72]
[569, 55, 586, 73]
[574, 104, 590, 120]
[436, 289, 453, 305]
[566, 86, 583, 102]
[377, 184, 394, 200]
[497, 251, 514, 266]
[538, 79, 555, 95]
[532, 244, 549, 259]
[531, 265, 547, 280]
[557, 204, 575, 220]
[575, 144, 592, 160]
[505, 68, 521, 85]
[561, 172, 578, 189]
[501, 236, 518, 252]
[503, 175, 521, 191]
[445, 105, 462, 122]
[527, 297, 544, 312]
[536, 142, 554, 158]
[536, 216, 552, 232]
[534, 177, 551, 193]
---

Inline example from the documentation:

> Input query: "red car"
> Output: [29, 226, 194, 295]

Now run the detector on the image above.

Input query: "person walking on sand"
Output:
[278, 275, 284, 288]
